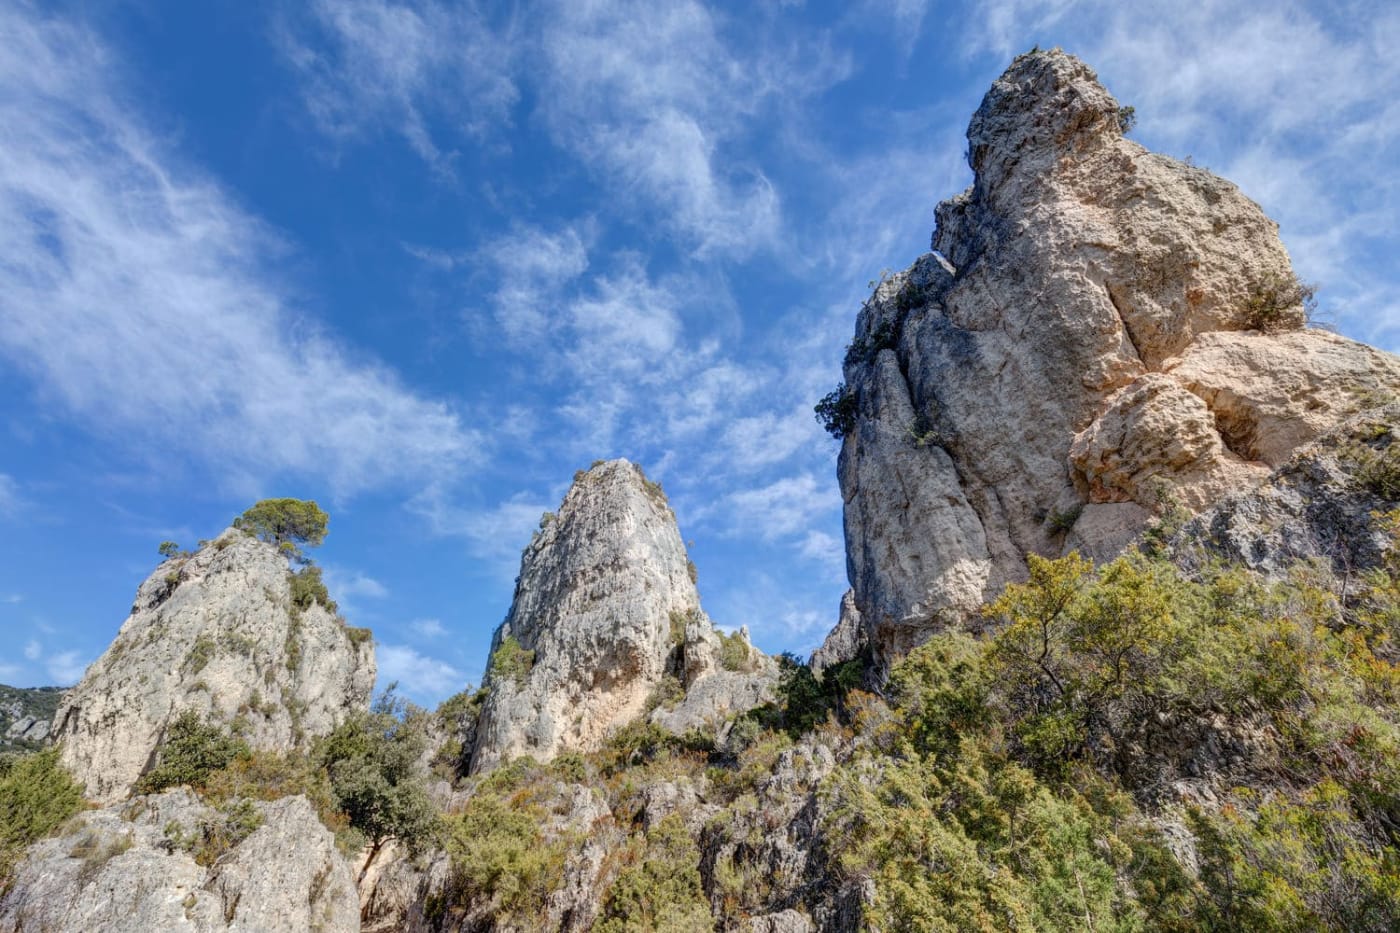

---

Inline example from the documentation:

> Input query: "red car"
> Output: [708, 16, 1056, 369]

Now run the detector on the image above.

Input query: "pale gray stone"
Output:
[53, 529, 375, 804]
[835, 48, 1400, 667]
[0, 790, 359, 933]
[470, 459, 772, 773]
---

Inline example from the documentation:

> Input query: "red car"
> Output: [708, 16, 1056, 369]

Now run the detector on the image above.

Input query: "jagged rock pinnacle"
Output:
[53, 529, 375, 803]
[469, 459, 770, 773]
[835, 48, 1400, 669]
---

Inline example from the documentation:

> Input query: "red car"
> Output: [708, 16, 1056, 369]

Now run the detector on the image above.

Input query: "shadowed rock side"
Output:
[52, 529, 376, 804]
[470, 459, 774, 774]
[836, 48, 1400, 669]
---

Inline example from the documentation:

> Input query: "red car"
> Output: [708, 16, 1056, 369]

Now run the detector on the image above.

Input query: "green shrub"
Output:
[1238, 273, 1317, 332]
[187, 635, 216, 674]
[597, 815, 713, 932]
[488, 634, 535, 687]
[1116, 104, 1137, 134]
[435, 790, 572, 926]
[0, 749, 85, 889]
[815, 383, 858, 440]
[158, 540, 181, 559]
[288, 565, 337, 615]
[161, 797, 263, 866]
[136, 711, 250, 795]
[843, 319, 900, 368]
[718, 629, 755, 673]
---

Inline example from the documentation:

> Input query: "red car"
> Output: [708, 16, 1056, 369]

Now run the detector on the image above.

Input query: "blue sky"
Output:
[2, 0, 1398, 706]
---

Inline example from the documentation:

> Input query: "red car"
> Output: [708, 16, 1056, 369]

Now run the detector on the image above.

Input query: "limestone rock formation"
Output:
[1173, 403, 1400, 580]
[809, 590, 866, 674]
[0, 685, 63, 752]
[470, 459, 774, 773]
[836, 48, 1400, 666]
[52, 529, 375, 803]
[0, 789, 360, 932]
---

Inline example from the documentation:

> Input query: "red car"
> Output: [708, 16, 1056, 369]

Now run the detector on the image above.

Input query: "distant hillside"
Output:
[0, 684, 64, 752]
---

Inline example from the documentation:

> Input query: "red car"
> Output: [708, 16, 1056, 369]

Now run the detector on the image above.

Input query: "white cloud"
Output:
[481, 225, 590, 345]
[536, 0, 790, 256]
[0, 594, 21, 605]
[377, 643, 466, 701]
[279, 0, 517, 174]
[323, 567, 389, 600]
[724, 473, 840, 542]
[23, 640, 40, 661]
[0, 6, 479, 497]
[411, 489, 551, 580]
[410, 618, 447, 638]
[45, 650, 90, 686]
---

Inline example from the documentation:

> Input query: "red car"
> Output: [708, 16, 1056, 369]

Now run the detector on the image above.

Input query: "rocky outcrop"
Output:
[0, 685, 63, 752]
[809, 591, 866, 675]
[52, 529, 375, 803]
[1173, 403, 1400, 579]
[836, 48, 1400, 666]
[470, 460, 773, 772]
[0, 789, 360, 932]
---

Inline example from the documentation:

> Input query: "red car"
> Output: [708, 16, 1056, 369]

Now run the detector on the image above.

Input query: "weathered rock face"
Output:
[53, 530, 375, 804]
[837, 48, 1400, 666]
[0, 789, 360, 933]
[1173, 403, 1400, 580]
[470, 459, 772, 773]
[0, 685, 63, 751]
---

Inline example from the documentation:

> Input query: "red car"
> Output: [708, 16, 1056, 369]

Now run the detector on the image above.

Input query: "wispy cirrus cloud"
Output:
[277, 0, 517, 174]
[0, 5, 479, 498]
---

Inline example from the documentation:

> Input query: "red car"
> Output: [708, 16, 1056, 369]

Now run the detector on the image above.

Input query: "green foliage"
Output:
[1116, 104, 1137, 134]
[316, 690, 439, 864]
[843, 319, 900, 368]
[718, 628, 755, 672]
[187, 634, 216, 674]
[158, 540, 181, 559]
[288, 564, 338, 615]
[488, 634, 534, 687]
[815, 383, 858, 440]
[1352, 442, 1400, 501]
[817, 544, 1400, 930]
[1239, 273, 1317, 333]
[1044, 503, 1084, 535]
[436, 791, 572, 925]
[1190, 780, 1400, 931]
[344, 624, 372, 647]
[597, 815, 713, 932]
[234, 498, 329, 555]
[0, 749, 85, 889]
[985, 553, 1178, 771]
[136, 711, 250, 795]
[162, 797, 263, 867]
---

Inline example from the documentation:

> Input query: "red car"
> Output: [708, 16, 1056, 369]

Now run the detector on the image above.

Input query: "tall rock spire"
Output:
[470, 459, 768, 773]
[835, 48, 1400, 668]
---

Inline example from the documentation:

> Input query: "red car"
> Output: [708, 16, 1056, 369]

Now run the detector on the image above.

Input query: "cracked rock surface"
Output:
[836, 48, 1400, 667]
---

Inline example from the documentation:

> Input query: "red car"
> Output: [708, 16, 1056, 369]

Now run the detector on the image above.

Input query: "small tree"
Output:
[317, 689, 438, 881]
[815, 384, 858, 440]
[234, 499, 329, 555]
[158, 541, 181, 559]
